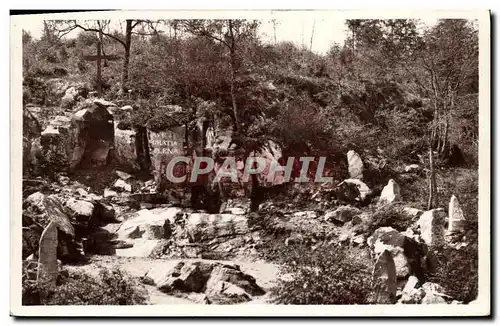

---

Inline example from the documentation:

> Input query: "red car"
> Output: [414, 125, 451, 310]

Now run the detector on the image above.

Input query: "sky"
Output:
[20, 12, 440, 55]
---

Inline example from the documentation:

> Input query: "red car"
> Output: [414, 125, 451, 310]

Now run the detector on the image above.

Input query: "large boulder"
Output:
[347, 150, 364, 179]
[109, 105, 143, 171]
[74, 101, 115, 168]
[40, 115, 86, 171]
[205, 263, 265, 303]
[146, 260, 264, 304]
[367, 227, 426, 279]
[23, 195, 85, 263]
[417, 209, 446, 248]
[39, 101, 114, 171]
[64, 198, 95, 229]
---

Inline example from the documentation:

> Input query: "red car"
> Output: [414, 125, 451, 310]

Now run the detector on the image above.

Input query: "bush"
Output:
[270, 244, 371, 304]
[22, 267, 147, 305]
[360, 204, 414, 236]
[427, 243, 478, 303]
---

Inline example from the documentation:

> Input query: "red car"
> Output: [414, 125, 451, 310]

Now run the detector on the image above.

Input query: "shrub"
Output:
[270, 244, 371, 304]
[427, 243, 478, 303]
[360, 204, 414, 236]
[22, 267, 147, 305]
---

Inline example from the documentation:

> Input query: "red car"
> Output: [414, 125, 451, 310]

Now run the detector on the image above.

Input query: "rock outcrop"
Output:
[367, 227, 426, 279]
[144, 260, 265, 304]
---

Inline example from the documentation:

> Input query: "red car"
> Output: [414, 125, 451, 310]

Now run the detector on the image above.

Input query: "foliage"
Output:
[270, 244, 371, 304]
[427, 242, 478, 303]
[22, 18, 479, 211]
[22, 267, 147, 305]
[360, 204, 415, 236]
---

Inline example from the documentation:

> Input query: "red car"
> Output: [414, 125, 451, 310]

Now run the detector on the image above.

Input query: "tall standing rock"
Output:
[377, 179, 401, 206]
[372, 250, 397, 304]
[448, 195, 466, 235]
[417, 209, 446, 247]
[36, 221, 59, 296]
[148, 126, 186, 188]
[347, 150, 364, 179]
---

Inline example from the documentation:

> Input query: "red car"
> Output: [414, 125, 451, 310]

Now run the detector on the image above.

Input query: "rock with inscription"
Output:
[372, 250, 397, 304]
[148, 127, 186, 186]
[417, 209, 446, 247]
[347, 150, 364, 179]
[37, 221, 59, 293]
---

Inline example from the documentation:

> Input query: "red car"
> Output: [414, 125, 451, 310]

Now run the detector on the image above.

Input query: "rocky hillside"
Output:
[21, 18, 479, 306]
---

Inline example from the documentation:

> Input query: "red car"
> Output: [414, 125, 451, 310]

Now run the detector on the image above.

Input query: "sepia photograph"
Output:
[10, 9, 490, 317]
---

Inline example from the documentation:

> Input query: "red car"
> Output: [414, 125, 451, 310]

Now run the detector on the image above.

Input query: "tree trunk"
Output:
[228, 20, 239, 131]
[427, 144, 438, 210]
[121, 20, 133, 93]
[440, 120, 449, 155]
